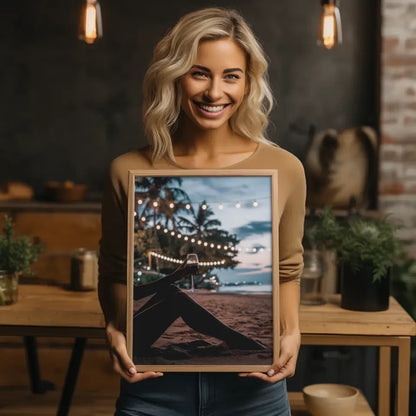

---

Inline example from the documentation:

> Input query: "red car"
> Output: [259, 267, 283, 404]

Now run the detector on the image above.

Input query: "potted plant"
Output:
[0, 215, 43, 305]
[308, 206, 403, 311]
[303, 206, 343, 299]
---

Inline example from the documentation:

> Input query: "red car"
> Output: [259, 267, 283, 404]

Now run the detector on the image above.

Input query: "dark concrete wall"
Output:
[0, 0, 379, 196]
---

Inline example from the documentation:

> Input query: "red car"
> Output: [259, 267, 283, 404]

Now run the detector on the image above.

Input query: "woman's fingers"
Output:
[238, 355, 295, 383]
[106, 324, 163, 383]
[238, 332, 300, 383]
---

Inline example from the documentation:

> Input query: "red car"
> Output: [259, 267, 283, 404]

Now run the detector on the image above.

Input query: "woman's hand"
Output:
[239, 330, 300, 383]
[105, 322, 163, 383]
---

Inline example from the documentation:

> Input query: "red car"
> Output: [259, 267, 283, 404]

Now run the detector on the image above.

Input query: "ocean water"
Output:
[218, 284, 272, 294]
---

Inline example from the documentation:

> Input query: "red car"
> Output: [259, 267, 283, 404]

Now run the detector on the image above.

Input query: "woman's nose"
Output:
[203, 78, 222, 102]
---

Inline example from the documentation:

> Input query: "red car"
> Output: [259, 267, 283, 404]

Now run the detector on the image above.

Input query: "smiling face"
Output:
[179, 38, 248, 132]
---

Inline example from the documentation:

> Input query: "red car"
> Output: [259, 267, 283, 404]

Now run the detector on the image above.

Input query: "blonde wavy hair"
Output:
[143, 8, 275, 162]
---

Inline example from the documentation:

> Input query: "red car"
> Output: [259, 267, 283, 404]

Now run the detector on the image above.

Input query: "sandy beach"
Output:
[133, 291, 274, 367]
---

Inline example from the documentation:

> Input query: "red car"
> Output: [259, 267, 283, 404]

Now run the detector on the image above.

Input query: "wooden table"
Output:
[0, 285, 105, 416]
[0, 286, 415, 416]
[300, 295, 416, 416]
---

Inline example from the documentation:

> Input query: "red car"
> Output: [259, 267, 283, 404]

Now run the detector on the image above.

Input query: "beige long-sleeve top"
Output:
[98, 142, 306, 285]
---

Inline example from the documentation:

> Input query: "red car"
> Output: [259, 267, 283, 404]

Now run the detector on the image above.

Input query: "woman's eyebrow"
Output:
[191, 65, 244, 74]
[223, 68, 244, 74]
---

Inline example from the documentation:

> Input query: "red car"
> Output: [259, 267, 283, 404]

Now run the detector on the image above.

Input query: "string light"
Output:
[151, 251, 226, 267]
[136, 223, 271, 253]
[136, 198, 265, 212]
[150, 226, 237, 252]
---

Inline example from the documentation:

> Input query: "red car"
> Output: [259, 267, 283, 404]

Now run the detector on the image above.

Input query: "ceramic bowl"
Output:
[303, 383, 359, 416]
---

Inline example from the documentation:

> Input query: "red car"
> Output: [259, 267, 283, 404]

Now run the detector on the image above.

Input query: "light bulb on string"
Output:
[253, 200, 258, 207]
[79, 0, 103, 44]
[235, 202, 241, 209]
[318, 0, 342, 50]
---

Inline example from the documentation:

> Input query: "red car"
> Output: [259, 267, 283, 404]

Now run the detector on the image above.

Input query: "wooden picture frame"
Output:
[127, 169, 279, 372]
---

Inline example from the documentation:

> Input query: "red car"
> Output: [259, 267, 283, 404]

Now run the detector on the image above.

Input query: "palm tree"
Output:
[177, 200, 221, 237]
[176, 201, 240, 271]
[135, 176, 190, 230]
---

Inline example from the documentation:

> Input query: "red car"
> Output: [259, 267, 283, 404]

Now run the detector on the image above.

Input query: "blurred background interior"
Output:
[0, 0, 416, 415]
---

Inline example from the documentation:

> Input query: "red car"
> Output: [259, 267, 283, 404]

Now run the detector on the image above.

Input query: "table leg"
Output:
[395, 337, 410, 416]
[23, 336, 55, 394]
[57, 337, 87, 416]
[378, 346, 391, 416]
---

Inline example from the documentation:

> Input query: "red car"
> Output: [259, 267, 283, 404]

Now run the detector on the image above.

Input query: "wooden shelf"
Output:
[289, 391, 375, 416]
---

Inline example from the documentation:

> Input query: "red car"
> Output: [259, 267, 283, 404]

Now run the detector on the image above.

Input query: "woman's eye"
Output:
[225, 73, 240, 80]
[191, 71, 208, 78]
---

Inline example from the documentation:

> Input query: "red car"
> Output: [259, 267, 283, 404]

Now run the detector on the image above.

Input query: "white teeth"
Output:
[198, 103, 226, 113]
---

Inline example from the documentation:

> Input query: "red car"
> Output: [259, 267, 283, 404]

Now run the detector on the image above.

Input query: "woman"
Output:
[99, 7, 305, 416]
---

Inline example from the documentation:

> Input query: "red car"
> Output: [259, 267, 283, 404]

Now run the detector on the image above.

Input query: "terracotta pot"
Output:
[340, 263, 390, 311]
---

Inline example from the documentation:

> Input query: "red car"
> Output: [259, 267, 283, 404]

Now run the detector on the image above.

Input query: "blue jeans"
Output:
[115, 373, 291, 416]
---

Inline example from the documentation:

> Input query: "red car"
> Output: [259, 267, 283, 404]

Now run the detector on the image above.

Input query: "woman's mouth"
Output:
[193, 101, 231, 116]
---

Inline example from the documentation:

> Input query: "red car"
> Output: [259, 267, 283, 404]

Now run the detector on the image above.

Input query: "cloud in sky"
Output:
[233, 221, 272, 239]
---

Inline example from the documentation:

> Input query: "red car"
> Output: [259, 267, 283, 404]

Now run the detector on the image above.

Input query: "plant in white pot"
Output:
[0, 215, 43, 305]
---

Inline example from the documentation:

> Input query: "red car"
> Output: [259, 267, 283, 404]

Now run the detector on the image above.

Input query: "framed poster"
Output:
[127, 169, 279, 372]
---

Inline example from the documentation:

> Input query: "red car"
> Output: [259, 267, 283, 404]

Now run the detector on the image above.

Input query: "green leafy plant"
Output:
[304, 205, 343, 250]
[305, 206, 403, 281]
[0, 215, 44, 274]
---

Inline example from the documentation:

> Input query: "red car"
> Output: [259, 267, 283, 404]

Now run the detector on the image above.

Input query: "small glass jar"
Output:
[0, 270, 19, 305]
[70, 249, 98, 291]
[300, 249, 326, 305]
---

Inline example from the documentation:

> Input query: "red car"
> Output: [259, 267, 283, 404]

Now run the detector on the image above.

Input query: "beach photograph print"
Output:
[129, 172, 277, 370]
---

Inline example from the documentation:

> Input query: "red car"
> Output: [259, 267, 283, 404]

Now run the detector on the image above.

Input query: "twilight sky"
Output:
[136, 175, 275, 285]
